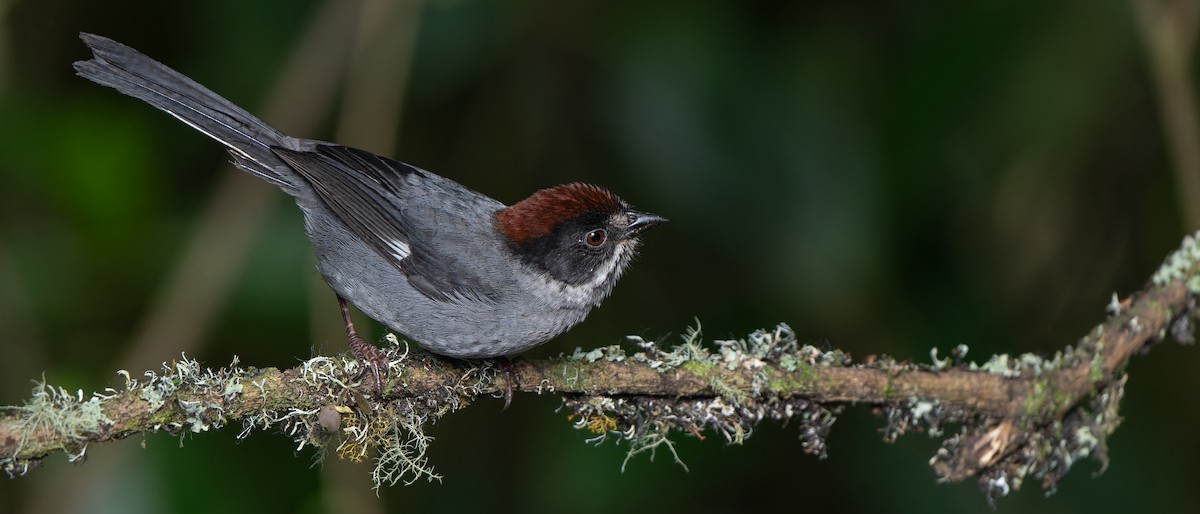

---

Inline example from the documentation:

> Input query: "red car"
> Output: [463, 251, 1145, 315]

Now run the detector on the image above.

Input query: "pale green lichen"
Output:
[361, 403, 442, 490]
[929, 344, 969, 370]
[139, 384, 166, 411]
[971, 354, 1012, 376]
[911, 400, 934, 419]
[1106, 292, 1124, 316]
[963, 346, 1083, 379]
[875, 303, 1141, 503]
[1073, 426, 1098, 458]
[222, 378, 243, 399]
[598, 345, 627, 362]
[2, 336, 455, 489]
[256, 336, 448, 489]
[621, 424, 689, 472]
[583, 348, 605, 362]
[963, 374, 1126, 504]
[566, 323, 842, 470]
[930, 348, 951, 369]
[6, 296, 1175, 499]
[882, 396, 946, 441]
[1, 379, 114, 476]
[1152, 230, 1200, 286]
[710, 377, 749, 408]
[779, 353, 798, 372]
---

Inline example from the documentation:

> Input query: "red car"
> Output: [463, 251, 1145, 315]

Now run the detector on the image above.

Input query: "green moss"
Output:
[680, 359, 715, 377]
[1021, 380, 1076, 421]
[561, 361, 589, 391]
[1088, 343, 1105, 383]
[766, 375, 803, 394]
[796, 360, 815, 385]
[764, 361, 817, 395]
[1025, 381, 1047, 418]
[1051, 387, 1070, 412]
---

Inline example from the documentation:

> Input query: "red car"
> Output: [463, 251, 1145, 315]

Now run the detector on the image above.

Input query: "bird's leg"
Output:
[339, 295, 386, 393]
[497, 356, 519, 411]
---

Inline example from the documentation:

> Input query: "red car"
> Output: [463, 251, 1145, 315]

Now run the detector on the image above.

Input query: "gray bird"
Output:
[73, 33, 665, 391]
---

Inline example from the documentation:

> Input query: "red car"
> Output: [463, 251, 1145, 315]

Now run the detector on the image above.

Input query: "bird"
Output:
[73, 33, 665, 393]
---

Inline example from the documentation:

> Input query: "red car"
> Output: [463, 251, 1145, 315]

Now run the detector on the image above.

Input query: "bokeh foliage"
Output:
[1, 0, 1197, 513]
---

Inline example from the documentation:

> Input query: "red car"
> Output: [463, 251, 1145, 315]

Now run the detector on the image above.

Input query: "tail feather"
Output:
[73, 33, 296, 190]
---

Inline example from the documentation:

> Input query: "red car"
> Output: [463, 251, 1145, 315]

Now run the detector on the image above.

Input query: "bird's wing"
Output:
[273, 144, 499, 303]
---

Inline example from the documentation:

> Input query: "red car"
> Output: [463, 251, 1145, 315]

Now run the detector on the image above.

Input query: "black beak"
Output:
[626, 210, 668, 237]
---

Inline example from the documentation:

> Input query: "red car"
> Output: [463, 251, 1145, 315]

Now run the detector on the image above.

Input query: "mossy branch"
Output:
[5, 233, 1200, 502]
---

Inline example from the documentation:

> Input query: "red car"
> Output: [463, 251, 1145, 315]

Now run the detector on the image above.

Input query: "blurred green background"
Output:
[2, 0, 1199, 512]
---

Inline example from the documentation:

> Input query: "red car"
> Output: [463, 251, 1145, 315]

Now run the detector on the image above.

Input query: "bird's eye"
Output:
[584, 228, 608, 247]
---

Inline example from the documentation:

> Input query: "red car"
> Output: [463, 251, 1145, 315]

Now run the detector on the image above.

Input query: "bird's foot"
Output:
[497, 357, 519, 411]
[338, 295, 387, 394]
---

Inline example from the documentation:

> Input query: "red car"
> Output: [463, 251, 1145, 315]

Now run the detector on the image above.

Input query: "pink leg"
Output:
[339, 295, 386, 393]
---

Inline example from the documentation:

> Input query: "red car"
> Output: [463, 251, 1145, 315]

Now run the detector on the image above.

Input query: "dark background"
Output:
[2, 0, 1199, 513]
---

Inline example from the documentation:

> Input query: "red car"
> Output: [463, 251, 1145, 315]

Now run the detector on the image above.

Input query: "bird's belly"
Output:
[304, 209, 587, 358]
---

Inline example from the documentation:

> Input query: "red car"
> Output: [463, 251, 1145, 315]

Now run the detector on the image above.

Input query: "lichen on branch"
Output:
[4, 232, 1200, 502]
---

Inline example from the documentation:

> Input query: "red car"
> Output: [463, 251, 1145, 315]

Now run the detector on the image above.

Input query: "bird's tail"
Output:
[73, 32, 296, 190]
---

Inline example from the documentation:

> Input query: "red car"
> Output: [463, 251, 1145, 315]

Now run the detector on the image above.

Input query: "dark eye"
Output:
[584, 228, 608, 247]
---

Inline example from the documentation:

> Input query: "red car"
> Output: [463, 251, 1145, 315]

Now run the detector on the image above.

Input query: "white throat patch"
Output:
[522, 240, 638, 308]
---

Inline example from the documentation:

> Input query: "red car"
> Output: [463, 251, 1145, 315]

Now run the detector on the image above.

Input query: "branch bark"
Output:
[4, 232, 1200, 499]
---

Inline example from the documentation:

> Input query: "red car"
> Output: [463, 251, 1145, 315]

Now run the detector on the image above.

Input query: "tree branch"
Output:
[4, 232, 1200, 500]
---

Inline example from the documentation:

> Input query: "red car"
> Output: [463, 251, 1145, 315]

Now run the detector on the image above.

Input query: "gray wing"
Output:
[274, 144, 499, 303]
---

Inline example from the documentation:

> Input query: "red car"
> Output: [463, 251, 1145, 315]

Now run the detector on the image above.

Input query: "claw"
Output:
[498, 357, 518, 411]
[339, 295, 386, 394]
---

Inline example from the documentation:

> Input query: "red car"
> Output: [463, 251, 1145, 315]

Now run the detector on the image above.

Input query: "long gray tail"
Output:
[73, 33, 296, 190]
